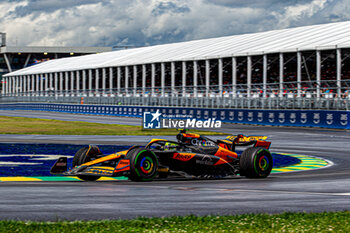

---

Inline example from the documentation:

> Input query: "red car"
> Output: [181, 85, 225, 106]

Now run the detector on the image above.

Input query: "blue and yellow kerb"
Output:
[271, 153, 331, 173]
[0, 176, 128, 182]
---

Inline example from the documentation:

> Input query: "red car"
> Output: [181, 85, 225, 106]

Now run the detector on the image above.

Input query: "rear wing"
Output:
[225, 135, 268, 143]
[218, 135, 271, 150]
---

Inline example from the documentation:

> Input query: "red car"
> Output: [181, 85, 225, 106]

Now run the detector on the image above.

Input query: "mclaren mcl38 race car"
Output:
[51, 131, 273, 181]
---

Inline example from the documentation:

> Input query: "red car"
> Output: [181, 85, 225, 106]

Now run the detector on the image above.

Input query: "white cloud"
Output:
[273, 0, 329, 28]
[0, 0, 349, 47]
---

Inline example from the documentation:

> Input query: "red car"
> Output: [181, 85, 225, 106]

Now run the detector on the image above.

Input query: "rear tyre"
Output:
[239, 147, 273, 178]
[73, 146, 102, 181]
[126, 147, 158, 182]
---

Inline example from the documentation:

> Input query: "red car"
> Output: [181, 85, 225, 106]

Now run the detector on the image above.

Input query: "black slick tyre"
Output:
[126, 147, 158, 182]
[239, 147, 273, 178]
[73, 146, 102, 181]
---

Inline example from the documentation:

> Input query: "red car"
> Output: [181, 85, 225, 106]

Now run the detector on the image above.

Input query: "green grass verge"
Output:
[1, 212, 350, 232]
[0, 116, 224, 136]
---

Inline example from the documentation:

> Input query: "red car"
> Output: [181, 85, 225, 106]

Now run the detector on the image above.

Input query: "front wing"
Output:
[50, 156, 131, 178]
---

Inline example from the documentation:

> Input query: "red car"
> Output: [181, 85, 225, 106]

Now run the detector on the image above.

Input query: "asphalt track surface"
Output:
[0, 110, 350, 221]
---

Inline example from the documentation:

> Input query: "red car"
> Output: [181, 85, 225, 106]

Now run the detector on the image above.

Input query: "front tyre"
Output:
[127, 147, 158, 182]
[239, 147, 273, 178]
[73, 146, 102, 181]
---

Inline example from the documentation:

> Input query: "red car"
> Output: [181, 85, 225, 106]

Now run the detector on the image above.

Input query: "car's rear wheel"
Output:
[73, 146, 102, 181]
[239, 147, 273, 178]
[127, 147, 158, 182]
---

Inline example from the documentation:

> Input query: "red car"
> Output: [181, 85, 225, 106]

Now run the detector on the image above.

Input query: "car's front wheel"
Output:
[239, 147, 273, 178]
[73, 146, 102, 181]
[127, 147, 158, 182]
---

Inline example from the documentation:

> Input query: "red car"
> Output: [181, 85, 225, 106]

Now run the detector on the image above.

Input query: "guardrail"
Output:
[0, 103, 348, 129]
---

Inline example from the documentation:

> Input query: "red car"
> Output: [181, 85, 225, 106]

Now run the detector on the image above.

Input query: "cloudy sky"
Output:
[1, 0, 349, 47]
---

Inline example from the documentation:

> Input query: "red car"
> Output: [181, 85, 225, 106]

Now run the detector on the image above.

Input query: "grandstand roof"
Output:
[0, 46, 112, 54]
[5, 20, 350, 77]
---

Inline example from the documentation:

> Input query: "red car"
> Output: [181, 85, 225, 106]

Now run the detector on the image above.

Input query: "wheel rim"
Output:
[258, 155, 269, 171]
[140, 156, 154, 174]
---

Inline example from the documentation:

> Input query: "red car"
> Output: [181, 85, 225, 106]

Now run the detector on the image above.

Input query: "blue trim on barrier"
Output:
[0, 103, 349, 129]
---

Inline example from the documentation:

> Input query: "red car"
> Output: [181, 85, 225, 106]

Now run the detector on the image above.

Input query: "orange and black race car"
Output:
[51, 130, 273, 181]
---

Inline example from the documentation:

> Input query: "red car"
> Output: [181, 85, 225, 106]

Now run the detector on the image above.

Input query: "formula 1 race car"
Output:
[51, 130, 273, 181]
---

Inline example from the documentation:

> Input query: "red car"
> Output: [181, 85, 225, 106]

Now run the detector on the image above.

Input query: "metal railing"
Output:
[1, 80, 350, 110]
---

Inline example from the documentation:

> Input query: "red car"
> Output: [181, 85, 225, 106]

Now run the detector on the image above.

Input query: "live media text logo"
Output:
[143, 110, 162, 129]
[143, 110, 221, 129]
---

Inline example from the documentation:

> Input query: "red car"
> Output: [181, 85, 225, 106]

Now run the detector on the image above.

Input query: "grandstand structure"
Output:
[1, 21, 350, 110]
[0, 32, 112, 90]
